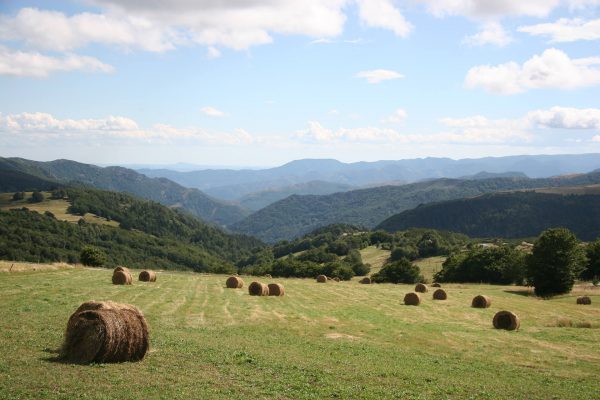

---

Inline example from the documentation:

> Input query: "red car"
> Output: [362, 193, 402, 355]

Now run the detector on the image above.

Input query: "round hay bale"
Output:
[248, 281, 269, 296]
[112, 270, 132, 285]
[404, 292, 422, 306]
[415, 283, 428, 293]
[431, 283, 441, 288]
[493, 310, 520, 331]
[576, 296, 592, 305]
[67, 301, 140, 332]
[471, 295, 492, 308]
[359, 277, 372, 284]
[316, 275, 327, 283]
[226, 276, 244, 289]
[138, 270, 156, 282]
[61, 304, 149, 364]
[267, 283, 285, 296]
[113, 266, 130, 274]
[333, 277, 340, 282]
[432, 288, 447, 300]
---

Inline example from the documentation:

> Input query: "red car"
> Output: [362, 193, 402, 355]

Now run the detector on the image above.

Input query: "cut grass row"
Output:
[0, 267, 598, 399]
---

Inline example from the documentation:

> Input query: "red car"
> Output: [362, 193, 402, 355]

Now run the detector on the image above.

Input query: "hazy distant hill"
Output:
[139, 154, 600, 201]
[376, 191, 600, 241]
[231, 171, 600, 242]
[238, 180, 355, 211]
[0, 157, 249, 226]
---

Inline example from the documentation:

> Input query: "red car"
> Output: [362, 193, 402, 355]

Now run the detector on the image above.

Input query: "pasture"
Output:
[0, 265, 599, 399]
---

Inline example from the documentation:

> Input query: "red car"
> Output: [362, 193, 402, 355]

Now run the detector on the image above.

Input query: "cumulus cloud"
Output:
[465, 48, 600, 94]
[355, 69, 404, 84]
[0, 46, 113, 77]
[0, 111, 255, 145]
[527, 106, 600, 129]
[518, 18, 600, 42]
[463, 22, 513, 46]
[419, 0, 561, 19]
[200, 106, 226, 117]
[355, 0, 412, 37]
[382, 109, 408, 124]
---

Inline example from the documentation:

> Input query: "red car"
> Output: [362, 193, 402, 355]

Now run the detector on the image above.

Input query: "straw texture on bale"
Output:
[576, 296, 592, 305]
[226, 276, 244, 289]
[359, 277, 372, 284]
[267, 283, 285, 296]
[61, 301, 149, 364]
[113, 266, 130, 274]
[493, 310, 520, 331]
[404, 292, 422, 306]
[138, 270, 156, 282]
[472, 295, 492, 308]
[316, 275, 327, 283]
[112, 270, 132, 285]
[248, 281, 269, 296]
[415, 283, 428, 293]
[431, 283, 441, 288]
[433, 289, 447, 300]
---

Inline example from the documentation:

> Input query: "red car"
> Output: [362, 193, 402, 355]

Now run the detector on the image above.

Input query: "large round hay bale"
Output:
[431, 283, 441, 288]
[112, 270, 132, 285]
[226, 276, 244, 289]
[316, 275, 327, 283]
[113, 266, 130, 274]
[248, 281, 269, 296]
[138, 270, 156, 282]
[267, 283, 285, 296]
[472, 295, 492, 308]
[404, 292, 422, 306]
[61, 303, 149, 364]
[493, 310, 520, 331]
[359, 277, 372, 284]
[576, 296, 592, 305]
[415, 283, 428, 293]
[433, 289, 447, 300]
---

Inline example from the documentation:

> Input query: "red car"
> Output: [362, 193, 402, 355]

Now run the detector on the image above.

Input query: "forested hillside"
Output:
[377, 191, 600, 240]
[231, 172, 600, 242]
[0, 157, 249, 226]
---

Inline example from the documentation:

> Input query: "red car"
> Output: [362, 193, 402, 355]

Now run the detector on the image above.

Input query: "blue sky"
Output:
[1, 0, 600, 167]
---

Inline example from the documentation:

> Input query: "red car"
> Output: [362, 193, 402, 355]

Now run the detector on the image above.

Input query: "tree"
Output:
[527, 228, 586, 297]
[12, 192, 25, 201]
[582, 239, 600, 284]
[80, 246, 107, 267]
[371, 258, 423, 284]
[29, 191, 44, 203]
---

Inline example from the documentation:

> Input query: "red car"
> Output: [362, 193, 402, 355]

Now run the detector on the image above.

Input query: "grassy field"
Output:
[0, 192, 118, 227]
[359, 245, 390, 275]
[1, 266, 599, 399]
[415, 256, 446, 282]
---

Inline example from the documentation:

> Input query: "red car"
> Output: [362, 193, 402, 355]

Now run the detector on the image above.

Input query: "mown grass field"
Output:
[1, 265, 599, 399]
[0, 192, 118, 227]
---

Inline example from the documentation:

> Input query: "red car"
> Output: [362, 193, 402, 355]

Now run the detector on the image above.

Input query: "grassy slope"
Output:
[415, 256, 446, 282]
[359, 246, 390, 275]
[0, 192, 118, 227]
[1, 268, 599, 399]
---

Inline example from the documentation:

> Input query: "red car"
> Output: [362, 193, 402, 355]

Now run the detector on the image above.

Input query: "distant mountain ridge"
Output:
[138, 154, 600, 201]
[0, 157, 249, 226]
[230, 171, 600, 242]
[376, 191, 600, 241]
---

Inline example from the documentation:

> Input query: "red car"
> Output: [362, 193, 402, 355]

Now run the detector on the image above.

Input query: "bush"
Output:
[372, 258, 423, 284]
[79, 246, 107, 267]
[391, 245, 418, 261]
[323, 261, 355, 280]
[29, 191, 44, 203]
[527, 228, 586, 297]
[12, 192, 25, 201]
[582, 239, 600, 282]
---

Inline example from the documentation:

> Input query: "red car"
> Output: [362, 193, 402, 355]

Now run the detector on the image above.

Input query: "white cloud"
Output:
[465, 48, 600, 94]
[0, 111, 254, 145]
[206, 46, 221, 59]
[0, 46, 113, 77]
[464, 22, 513, 46]
[355, 69, 404, 84]
[200, 106, 226, 117]
[439, 115, 532, 143]
[593, 135, 600, 142]
[382, 109, 408, 124]
[355, 0, 412, 37]
[418, 0, 561, 19]
[527, 106, 600, 129]
[518, 18, 600, 42]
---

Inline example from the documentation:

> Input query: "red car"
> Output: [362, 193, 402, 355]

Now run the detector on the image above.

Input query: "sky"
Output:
[1, 0, 600, 168]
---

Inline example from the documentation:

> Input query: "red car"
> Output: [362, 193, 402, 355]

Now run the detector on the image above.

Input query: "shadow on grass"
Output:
[504, 288, 535, 297]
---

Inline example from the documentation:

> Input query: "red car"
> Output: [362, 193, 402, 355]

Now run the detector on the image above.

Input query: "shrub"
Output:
[391, 245, 418, 261]
[372, 258, 423, 284]
[12, 192, 25, 201]
[80, 246, 107, 267]
[29, 191, 44, 203]
[582, 239, 600, 282]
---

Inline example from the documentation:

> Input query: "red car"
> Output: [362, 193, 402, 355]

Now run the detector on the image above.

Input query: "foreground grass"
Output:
[0, 267, 599, 399]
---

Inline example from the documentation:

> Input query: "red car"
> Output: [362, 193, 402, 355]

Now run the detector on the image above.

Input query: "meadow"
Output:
[0, 264, 598, 399]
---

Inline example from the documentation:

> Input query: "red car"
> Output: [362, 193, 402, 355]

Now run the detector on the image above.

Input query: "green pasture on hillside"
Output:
[0, 265, 599, 399]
